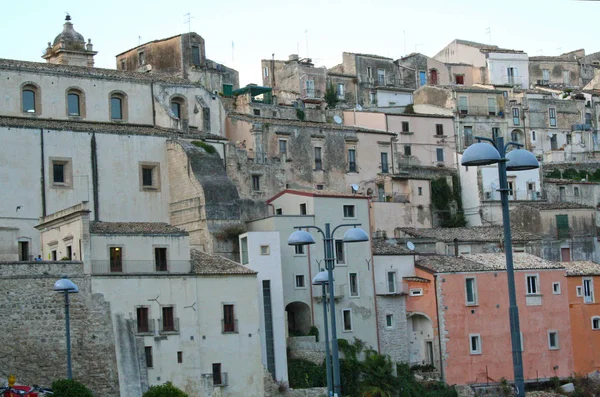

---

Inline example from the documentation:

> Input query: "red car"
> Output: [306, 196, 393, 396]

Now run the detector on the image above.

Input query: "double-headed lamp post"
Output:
[288, 223, 369, 397]
[53, 276, 79, 380]
[312, 270, 333, 397]
[461, 136, 539, 397]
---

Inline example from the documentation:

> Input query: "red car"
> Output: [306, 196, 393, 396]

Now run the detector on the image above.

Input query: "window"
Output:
[335, 240, 345, 264]
[436, 124, 444, 136]
[240, 237, 248, 264]
[508, 181, 514, 196]
[110, 247, 123, 272]
[275, 208, 282, 215]
[381, 314, 394, 331]
[342, 309, 353, 331]
[532, 130, 536, 141]
[592, 317, 600, 330]
[66, 245, 72, 260]
[583, 278, 594, 303]
[377, 69, 385, 86]
[349, 273, 359, 297]
[548, 331, 559, 350]
[492, 127, 500, 142]
[177, 351, 183, 363]
[404, 145, 412, 156]
[138, 50, 146, 66]
[67, 92, 81, 116]
[120, 59, 126, 70]
[343, 205, 355, 218]
[53, 162, 65, 184]
[519, 332, 524, 352]
[465, 277, 478, 305]
[299, 203, 307, 215]
[279, 140, 287, 160]
[110, 96, 123, 120]
[161, 306, 176, 332]
[506, 67, 517, 85]
[556, 214, 569, 238]
[155, 247, 167, 271]
[464, 126, 473, 147]
[223, 304, 236, 333]
[526, 274, 539, 295]
[542, 69, 550, 83]
[348, 149, 357, 172]
[559, 187, 566, 202]
[337, 83, 345, 99]
[139, 162, 160, 191]
[512, 108, 520, 126]
[295, 274, 306, 288]
[469, 334, 481, 354]
[305, 80, 315, 97]
[369, 92, 376, 105]
[418, 187, 422, 196]
[430, 69, 438, 85]
[419, 71, 427, 87]
[402, 121, 410, 132]
[51, 250, 57, 261]
[381, 152, 389, 173]
[563, 70, 570, 85]
[171, 98, 184, 119]
[260, 245, 270, 255]
[577, 286, 583, 297]
[487, 98, 496, 115]
[549, 108, 557, 127]
[212, 363, 224, 386]
[316, 184, 324, 190]
[263, 66, 269, 78]
[455, 75, 464, 85]
[136, 307, 150, 333]
[253, 109, 261, 116]
[410, 288, 424, 296]
[202, 107, 211, 132]
[552, 282, 561, 294]
[22, 83, 40, 114]
[294, 245, 304, 255]
[387, 271, 397, 293]
[436, 148, 444, 162]
[574, 186, 580, 198]
[18, 241, 29, 261]
[314, 147, 322, 170]
[192, 46, 201, 66]
[566, 134, 572, 145]
[145, 346, 153, 368]
[366, 66, 372, 79]
[252, 175, 260, 191]
[511, 130, 520, 143]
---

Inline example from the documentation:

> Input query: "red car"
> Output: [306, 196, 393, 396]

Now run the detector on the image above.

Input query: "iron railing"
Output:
[135, 319, 155, 335]
[221, 319, 239, 333]
[158, 317, 180, 334]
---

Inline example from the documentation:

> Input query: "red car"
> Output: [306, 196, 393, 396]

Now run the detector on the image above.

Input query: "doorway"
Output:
[561, 247, 571, 262]
[18, 241, 29, 261]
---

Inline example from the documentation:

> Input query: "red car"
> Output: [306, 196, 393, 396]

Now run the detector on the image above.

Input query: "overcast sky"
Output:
[2, 0, 598, 86]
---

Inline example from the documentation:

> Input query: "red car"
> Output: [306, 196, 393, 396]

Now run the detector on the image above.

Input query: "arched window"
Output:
[511, 130, 522, 143]
[430, 69, 438, 85]
[110, 91, 127, 121]
[21, 83, 41, 114]
[170, 96, 186, 120]
[66, 88, 85, 117]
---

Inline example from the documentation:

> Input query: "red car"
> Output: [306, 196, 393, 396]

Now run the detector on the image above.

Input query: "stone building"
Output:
[529, 54, 583, 88]
[395, 52, 454, 88]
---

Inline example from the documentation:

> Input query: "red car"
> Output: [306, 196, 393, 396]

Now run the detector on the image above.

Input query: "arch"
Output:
[109, 90, 128, 121]
[429, 69, 438, 85]
[169, 94, 187, 120]
[511, 129, 523, 144]
[65, 86, 86, 118]
[21, 82, 41, 115]
[285, 301, 312, 335]
[407, 313, 435, 367]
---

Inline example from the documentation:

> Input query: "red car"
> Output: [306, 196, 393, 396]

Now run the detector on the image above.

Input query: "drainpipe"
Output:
[307, 230, 315, 327]
[150, 82, 157, 126]
[91, 133, 100, 221]
[367, 197, 382, 353]
[434, 274, 445, 381]
[40, 129, 46, 217]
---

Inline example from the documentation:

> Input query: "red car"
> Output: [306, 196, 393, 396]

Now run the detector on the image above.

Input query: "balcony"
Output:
[202, 372, 229, 387]
[158, 317, 180, 334]
[302, 88, 322, 101]
[500, 75, 523, 86]
[375, 281, 409, 296]
[313, 284, 346, 301]
[361, 75, 402, 87]
[572, 124, 592, 132]
[457, 106, 505, 117]
[537, 79, 550, 86]
[221, 319, 239, 334]
[134, 319, 156, 335]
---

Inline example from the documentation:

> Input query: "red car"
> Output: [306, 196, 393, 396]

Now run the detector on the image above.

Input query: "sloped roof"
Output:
[517, 202, 595, 210]
[372, 238, 413, 255]
[564, 261, 600, 276]
[417, 253, 563, 273]
[90, 222, 188, 236]
[267, 189, 370, 203]
[191, 249, 256, 275]
[399, 226, 540, 243]
[455, 39, 498, 49]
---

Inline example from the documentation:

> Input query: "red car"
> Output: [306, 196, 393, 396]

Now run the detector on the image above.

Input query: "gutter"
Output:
[40, 129, 46, 217]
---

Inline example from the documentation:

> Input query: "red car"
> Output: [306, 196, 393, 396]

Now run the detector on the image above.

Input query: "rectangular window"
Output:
[436, 148, 444, 162]
[436, 124, 444, 136]
[314, 147, 322, 170]
[263, 66, 269, 78]
[583, 278, 594, 303]
[508, 181, 515, 197]
[548, 331, 559, 350]
[110, 247, 123, 272]
[343, 205, 355, 218]
[53, 163, 65, 184]
[592, 318, 600, 330]
[418, 187, 422, 196]
[348, 149, 357, 172]
[335, 240, 345, 264]
[67, 93, 80, 116]
[279, 139, 287, 160]
[138, 50, 146, 66]
[469, 334, 482, 354]
[574, 186, 580, 197]
[154, 248, 167, 271]
[404, 145, 412, 156]
[275, 208, 282, 215]
[419, 71, 427, 87]
[370, 92, 376, 105]
[556, 214, 569, 238]
[492, 127, 500, 142]
[342, 309, 353, 331]
[337, 83, 345, 99]
[488, 98, 497, 115]
[526, 274, 539, 295]
[177, 351, 183, 363]
[142, 168, 153, 187]
[162, 306, 175, 332]
[66, 245, 72, 260]
[532, 130, 536, 141]
[512, 108, 520, 125]
[402, 121, 410, 132]
[240, 237, 248, 264]
[549, 108, 557, 127]
[299, 203, 307, 215]
[305, 80, 315, 97]
[252, 175, 260, 191]
[139, 162, 160, 191]
[563, 70, 570, 85]
[465, 277, 478, 305]
[542, 69, 550, 82]
[464, 126, 473, 147]
[192, 46, 201, 66]
[455, 75, 464, 85]
[381, 152, 389, 173]
[212, 363, 223, 386]
[349, 273, 359, 297]
[377, 69, 385, 86]
[223, 304, 236, 333]
[294, 245, 304, 255]
[577, 286, 583, 297]
[367, 66, 372, 79]
[260, 245, 269, 255]
[567, 134, 572, 145]
[386, 314, 393, 328]
[552, 282, 561, 295]
[120, 59, 126, 70]
[145, 346, 153, 368]
[136, 307, 150, 333]
[316, 184, 324, 190]
[458, 96, 468, 114]
[295, 275, 305, 288]
[387, 271, 397, 293]
[51, 250, 57, 261]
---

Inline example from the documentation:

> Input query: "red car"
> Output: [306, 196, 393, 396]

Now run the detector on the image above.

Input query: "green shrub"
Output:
[296, 108, 306, 121]
[51, 379, 94, 397]
[190, 140, 217, 154]
[308, 325, 319, 342]
[287, 358, 326, 389]
[143, 381, 189, 397]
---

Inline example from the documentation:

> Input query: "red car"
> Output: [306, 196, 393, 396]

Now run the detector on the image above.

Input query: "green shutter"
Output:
[556, 215, 569, 239]
[222, 84, 233, 97]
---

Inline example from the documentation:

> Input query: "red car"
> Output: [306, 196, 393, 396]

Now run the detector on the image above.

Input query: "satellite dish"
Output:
[351, 184, 359, 193]
[547, 131, 554, 139]
[356, 104, 363, 111]
[333, 115, 342, 124]
[407, 241, 415, 251]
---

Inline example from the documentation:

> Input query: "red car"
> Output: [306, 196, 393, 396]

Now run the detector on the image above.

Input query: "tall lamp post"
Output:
[288, 224, 369, 397]
[53, 276, 79, 380]
[461, 136, 539, 397]
[312, 270, 333, 397]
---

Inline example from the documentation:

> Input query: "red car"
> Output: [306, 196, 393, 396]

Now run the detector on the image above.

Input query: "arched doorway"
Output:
[429, 69, 438, 85]
[511, 129, 523, 145]
[285, 301, 312, 335]
[408, 313, 435, 367]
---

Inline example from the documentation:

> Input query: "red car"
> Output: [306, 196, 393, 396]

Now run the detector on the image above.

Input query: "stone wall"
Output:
[376, 296, 409, 364]
[0, 261, 119, 396]
[287, 336, 326, 365]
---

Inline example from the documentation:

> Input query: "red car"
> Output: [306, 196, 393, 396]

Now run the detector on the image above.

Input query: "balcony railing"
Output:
[375, 281, 409, 296]
[362, 75, 402, 87]
[212, 372, 228, 387]
[222, 319, 239, 334]
[500, 75, 523, 86]
[457, 106, 505, 117]
[303, 88, 322, 99]
[91, 260, 192, 274]
[135, 319, 155, 335]
[158, 317, 180, 334]
[313, 284, 346, 300]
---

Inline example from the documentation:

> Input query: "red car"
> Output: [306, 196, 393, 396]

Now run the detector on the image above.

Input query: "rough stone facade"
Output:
[376, 296, 409, 364]
[0, 261, 119, 396]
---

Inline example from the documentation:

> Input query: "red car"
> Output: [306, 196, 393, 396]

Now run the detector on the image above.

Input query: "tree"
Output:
[324, 82, 339, 108]
[359, 350, 396, 397]
[51, 379, 94, 397]
[143, 382, 189, 397]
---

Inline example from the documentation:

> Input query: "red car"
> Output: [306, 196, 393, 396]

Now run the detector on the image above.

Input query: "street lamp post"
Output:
[312, 270, 333, 397]
[461, 136, 539, 397]
[288, 223, 369, 397]
[53, 276, 79, 380]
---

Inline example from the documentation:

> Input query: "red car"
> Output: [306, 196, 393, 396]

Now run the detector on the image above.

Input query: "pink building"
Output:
[416, 253, 573, 386]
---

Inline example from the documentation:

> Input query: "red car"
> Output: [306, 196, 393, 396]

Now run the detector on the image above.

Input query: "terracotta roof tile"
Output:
[267, 189, 370, 203]
[399, 226, 540, 243]
[564, 261, 600, 276]
[89, 222, 188, 236]
[191, 249, 256, 275]
[417, 253, 563, 273]
[372, 238, 413, 255]
[517, 202, 595, 210]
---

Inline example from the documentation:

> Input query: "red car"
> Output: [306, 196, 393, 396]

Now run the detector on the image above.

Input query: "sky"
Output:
[2, 0, 598, 86]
